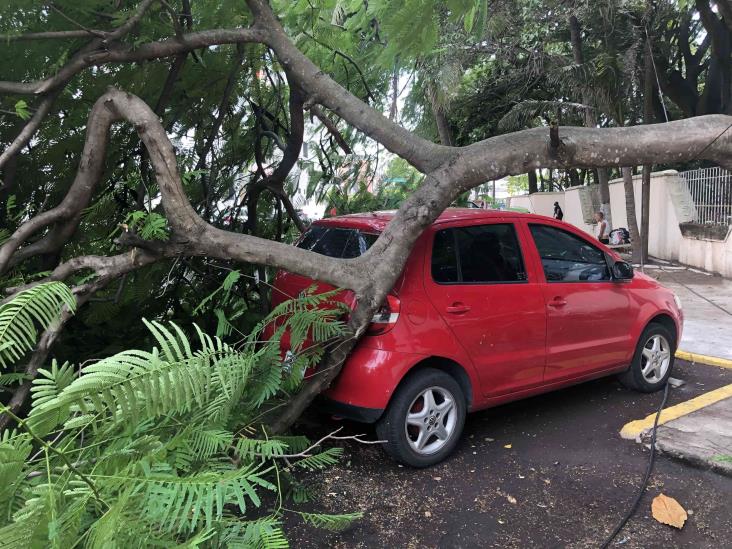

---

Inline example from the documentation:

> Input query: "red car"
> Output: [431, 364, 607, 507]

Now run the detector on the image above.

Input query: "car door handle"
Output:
[446, 303, 471, 314]
[548, 297, 567, 308]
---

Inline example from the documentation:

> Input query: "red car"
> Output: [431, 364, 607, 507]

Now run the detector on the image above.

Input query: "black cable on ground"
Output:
[600, 381, 670, 548]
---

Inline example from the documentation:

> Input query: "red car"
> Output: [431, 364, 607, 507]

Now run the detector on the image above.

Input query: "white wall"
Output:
[507, 192, 563, 218]
[506, 170, 732, 278]
[564, 186, 596, 235]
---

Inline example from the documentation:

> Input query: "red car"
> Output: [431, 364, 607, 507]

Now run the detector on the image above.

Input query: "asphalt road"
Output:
[285, 359, 732, 548]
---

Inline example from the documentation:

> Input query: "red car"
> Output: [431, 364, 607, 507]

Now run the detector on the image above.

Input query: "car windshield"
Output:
[296, 226, 379, 258]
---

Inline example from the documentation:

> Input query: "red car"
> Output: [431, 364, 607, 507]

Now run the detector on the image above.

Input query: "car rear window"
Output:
[296, 226, 378, 258]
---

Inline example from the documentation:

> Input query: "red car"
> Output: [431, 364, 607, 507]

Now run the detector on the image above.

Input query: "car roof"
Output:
[314, 208, 553, 232]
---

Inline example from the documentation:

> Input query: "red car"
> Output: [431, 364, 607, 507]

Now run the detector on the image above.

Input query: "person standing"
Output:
[553, 201, 564, 220]
[594, 211, 610, 244]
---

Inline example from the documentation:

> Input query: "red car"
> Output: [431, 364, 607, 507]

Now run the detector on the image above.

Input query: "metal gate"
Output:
[679, 167, 732, 225]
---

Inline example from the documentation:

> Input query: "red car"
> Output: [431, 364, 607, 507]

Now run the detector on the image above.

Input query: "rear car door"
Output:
[425, 220, 547, 396]
[525, 222, 633, 382]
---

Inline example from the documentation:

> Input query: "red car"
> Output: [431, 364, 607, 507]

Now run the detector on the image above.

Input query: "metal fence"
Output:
[679, 167, 732, 225]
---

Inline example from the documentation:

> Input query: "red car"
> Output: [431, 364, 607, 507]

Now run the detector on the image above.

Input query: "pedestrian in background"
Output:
[595, 211, 610, 244]
[553, 201, 564, 220]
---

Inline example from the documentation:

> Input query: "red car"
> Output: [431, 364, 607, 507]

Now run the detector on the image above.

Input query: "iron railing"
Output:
[679, 167, 732, 225]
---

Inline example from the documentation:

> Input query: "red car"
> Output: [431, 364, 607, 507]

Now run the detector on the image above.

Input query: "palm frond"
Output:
[297, 511, 363, 532]
[234, 437, 288, 461]
[217, 516, 285, 548]
[0, 282, 76, 369]
[294, 447, 343, 471]
[31, 320, 253, 430]
[497, 100, 593, 132]
[0, 431, 32, 503]
[189, 429, 233, 458]
[137, 463, 275, 532]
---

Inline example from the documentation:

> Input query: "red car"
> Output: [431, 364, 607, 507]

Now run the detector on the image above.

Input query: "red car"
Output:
[271, 209, 683, 467]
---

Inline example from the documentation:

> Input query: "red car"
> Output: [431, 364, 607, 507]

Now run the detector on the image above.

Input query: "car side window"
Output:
[431, 229, 459, 283]
[432, 224, 527, 284]
[529, 224, 611, 282]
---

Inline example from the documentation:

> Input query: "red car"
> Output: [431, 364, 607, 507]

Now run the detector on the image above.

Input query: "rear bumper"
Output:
[322, 344, 428, 411]
[318, 397, 384, 423]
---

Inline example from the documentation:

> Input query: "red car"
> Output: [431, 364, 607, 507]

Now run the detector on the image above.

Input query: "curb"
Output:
[620, 383, 732, 440]
[676, 350, 732, 369]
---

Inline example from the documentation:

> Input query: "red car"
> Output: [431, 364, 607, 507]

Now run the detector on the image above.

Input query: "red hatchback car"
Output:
[271, 209, 683, 467]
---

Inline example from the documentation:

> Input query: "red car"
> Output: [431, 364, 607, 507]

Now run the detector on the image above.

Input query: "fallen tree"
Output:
[1, 0, 731, 433]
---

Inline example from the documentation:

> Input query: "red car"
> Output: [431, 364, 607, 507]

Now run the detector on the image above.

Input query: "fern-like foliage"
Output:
[0, 293, 354, 547]
[120, 210, 170, 241]
[0, 282, 76, 369]
[297, 511, 363, 532]
[497, 100, 594, 132]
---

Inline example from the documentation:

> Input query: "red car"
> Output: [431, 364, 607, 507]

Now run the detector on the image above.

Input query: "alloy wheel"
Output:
[404, 386, 458, 455]
[640, 334, 671, 384]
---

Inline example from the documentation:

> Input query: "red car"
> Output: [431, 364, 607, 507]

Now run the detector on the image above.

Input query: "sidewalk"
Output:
[652, 397, 732, 476]
[644, 263, 732, 360]
[624, 261, 732, 475]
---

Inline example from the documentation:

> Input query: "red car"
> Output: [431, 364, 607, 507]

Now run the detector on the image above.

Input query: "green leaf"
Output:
[14, 100, 30, 121]
[297, 510, 362, 532]
[464, 5, 477, 32]
[138, 463, 275, 532]
[0, 282, 76, 369]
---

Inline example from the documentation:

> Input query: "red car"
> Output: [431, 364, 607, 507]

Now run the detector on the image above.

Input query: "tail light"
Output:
[368, 294, 401, 335]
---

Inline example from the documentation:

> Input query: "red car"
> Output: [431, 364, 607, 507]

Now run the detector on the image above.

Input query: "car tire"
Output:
[376, 368, 466, 468]
[619, 323, 676, 393]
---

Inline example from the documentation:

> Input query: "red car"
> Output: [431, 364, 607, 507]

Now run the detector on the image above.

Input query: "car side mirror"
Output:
[612, 261, 634, 281]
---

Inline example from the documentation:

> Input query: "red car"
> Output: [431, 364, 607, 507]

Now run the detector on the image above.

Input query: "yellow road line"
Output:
[675, 350, 732, 369]
[620, 383, 732, 440]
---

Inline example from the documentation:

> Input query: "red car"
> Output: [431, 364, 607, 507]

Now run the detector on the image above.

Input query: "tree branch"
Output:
[246, 0, 451, 174]
[0, 30, 105, 41]
[0, 88, 63, 178]
[311, 105, 352, 154]
[0, 27, 267, 96]
[0, 0, 160, 173]
[25, 89, 362, 291]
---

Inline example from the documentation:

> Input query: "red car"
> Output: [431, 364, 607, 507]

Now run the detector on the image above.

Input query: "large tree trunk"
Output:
[641, 37, 656, 263]
[570, 15, 612, 224]
[622, 168, 642, 262]
[695, 0, 732, 115]
[528, 169, 538, 193]
[641, 167, 651, 262]
[430, 92, 454, 146]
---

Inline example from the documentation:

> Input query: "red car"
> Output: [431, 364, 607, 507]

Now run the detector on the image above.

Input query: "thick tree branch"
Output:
[0, 30, 105, 41]
[245, 0, 451, 174]
[0, 246, 169, 430]
[0, 27, 267, 96]
[0, 0, 160, 172]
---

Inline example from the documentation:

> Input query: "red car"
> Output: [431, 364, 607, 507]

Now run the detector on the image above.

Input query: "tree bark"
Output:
[695, 0, 732, 115]
[569, 15, 612, 224]
[428, 84, 454, 146]
[622, 168, 642, 263]
[528, 169, 538, 194]
[641, 37, 656, 263]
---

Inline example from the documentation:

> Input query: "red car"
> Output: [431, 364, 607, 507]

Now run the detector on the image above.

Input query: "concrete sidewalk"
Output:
[651, 397, 732, 477]
[623, 262, 732, 476]
[643, 263, 732, 360]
